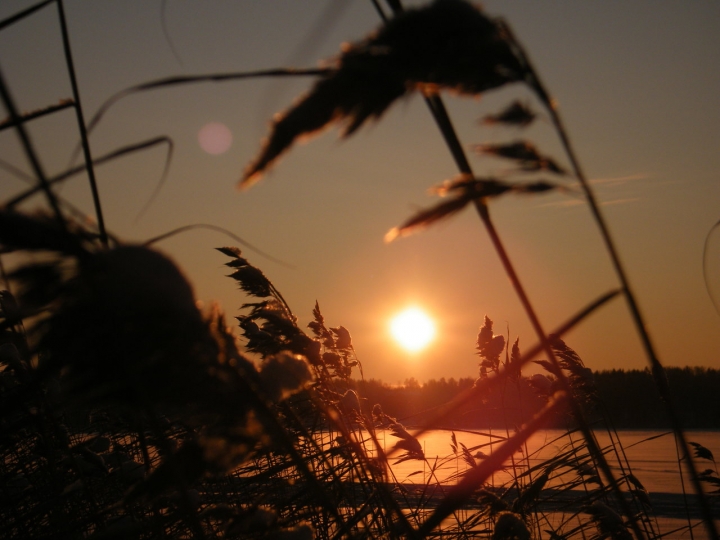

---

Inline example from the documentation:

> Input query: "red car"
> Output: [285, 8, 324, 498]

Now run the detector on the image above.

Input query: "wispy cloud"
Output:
[534, 173, 649, 209]
[536, 194, 642, 210]
[599, 197, 641, 206]
[535, 198, 585, 209]
[587, 173, 649, 187]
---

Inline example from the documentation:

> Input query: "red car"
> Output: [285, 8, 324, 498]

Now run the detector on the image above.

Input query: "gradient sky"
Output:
[1, 0, 719, 384]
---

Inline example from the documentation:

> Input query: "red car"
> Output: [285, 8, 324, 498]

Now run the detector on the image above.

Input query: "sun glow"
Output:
[389, 307, 436, 353]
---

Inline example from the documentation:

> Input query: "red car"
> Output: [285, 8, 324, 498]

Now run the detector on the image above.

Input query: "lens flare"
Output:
[198, 122, 233, 155]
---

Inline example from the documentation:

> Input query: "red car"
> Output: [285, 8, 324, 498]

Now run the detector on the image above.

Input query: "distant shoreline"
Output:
[385, 484, 713, 520]
[353, 368, 720, 431]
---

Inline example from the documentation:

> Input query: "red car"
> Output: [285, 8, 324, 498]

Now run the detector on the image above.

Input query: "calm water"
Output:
[376, 429, 720, 539]
[382, 428, 720, 495]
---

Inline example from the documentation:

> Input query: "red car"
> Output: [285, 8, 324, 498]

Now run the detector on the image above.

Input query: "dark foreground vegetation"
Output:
[1, 0, 718, 538]
[355, 367, 720, 430]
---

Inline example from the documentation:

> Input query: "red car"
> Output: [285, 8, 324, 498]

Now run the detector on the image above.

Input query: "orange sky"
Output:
[1, 0, 719, 383]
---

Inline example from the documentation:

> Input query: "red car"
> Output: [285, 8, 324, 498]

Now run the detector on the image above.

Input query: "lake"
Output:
[383, 428, 720, 494]
[374, 428, 720, 539]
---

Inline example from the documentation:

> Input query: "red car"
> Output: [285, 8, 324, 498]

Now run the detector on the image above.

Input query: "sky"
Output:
[1, 0, 719, 384]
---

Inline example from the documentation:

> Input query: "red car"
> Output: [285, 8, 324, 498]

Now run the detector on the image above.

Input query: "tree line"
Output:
[349, 367, 720, 430]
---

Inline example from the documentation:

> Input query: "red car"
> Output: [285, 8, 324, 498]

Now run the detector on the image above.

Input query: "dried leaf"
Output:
[475, 141, 539, 161]
[431, 175, 512, 197]
[387, 176, 559, 242]
[480, 100, 536, 127]
[516, 180, 559, 193]
[474, 140, 567, 175]
[385, 196, 469, 242]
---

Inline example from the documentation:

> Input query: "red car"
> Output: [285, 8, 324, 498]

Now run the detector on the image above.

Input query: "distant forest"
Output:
[350, 367, 720, 430]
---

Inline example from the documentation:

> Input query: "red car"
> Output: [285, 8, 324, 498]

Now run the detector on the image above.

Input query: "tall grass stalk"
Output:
[370, 2, 651, 537]
[516, 38, 719, 539]
[382, 0, 713, 535]
[55, 0, 108, 247]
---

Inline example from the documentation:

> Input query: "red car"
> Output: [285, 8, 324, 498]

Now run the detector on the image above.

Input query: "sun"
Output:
[389, 307, 436, 353]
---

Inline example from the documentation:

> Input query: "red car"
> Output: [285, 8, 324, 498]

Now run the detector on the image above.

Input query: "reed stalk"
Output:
[374, 2, 649, 537]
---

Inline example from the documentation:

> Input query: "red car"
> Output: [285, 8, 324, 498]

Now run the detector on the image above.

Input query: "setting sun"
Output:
[389, 307, 436, 353]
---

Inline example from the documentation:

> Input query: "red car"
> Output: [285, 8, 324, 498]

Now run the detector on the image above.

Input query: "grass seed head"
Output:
[241, 0, 525, 186]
